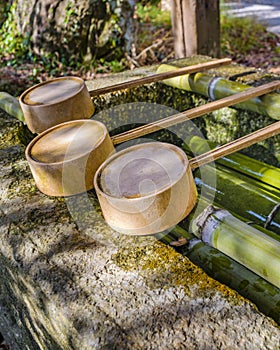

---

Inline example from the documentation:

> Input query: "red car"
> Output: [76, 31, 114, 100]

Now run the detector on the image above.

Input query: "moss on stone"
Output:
[0, 110, 33, 149]
[112, 240, 245, 305]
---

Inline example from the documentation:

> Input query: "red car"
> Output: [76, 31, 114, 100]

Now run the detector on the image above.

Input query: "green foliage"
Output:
[136, 3, 171, 28]
[0, 1, 172, 77]
[0, 1, 278, 96]
[220, 14, 280, 69]
[97, 58, 127, 73]
[64, 1, 76, 25]
[221, 15, 275, 56]
[0, 0, 11, 26]
[0, 0, 129, 74]
[0, 3, 28, 57]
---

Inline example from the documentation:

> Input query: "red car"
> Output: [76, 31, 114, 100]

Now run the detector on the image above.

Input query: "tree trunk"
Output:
[171, 0, 220, 58]
[5, 0, 136, 63]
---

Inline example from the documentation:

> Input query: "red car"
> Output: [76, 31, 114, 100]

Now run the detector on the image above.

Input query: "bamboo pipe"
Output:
[182, 136, 280, 232]
[156, 64, 280, 120]
[194, 205, 280, 289]
[193, 164, 280, 235]
[189, 121, 280, 169]
[0, 92, 25, 122]
[181, 136, 280, 234]
[186, 239, 280, 325]
[183, 135, 280, 189]
[161, 224, 280, 325]
[89, 58, 232, 97]
[160, 197, 280, 323]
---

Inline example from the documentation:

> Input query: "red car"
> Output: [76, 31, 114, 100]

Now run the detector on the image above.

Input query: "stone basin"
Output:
[0, 56, 280, 349]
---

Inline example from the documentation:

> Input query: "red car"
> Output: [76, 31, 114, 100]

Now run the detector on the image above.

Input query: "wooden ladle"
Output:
[25, 80, 280, 203]
[20, 58, 232, 134]
[94, 119, 280, 235]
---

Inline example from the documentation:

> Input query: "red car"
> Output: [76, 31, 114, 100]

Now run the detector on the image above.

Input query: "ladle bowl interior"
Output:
[94, 142, 198, 235]
[25, 119, 114, 196]
[19, 77, 95, 133]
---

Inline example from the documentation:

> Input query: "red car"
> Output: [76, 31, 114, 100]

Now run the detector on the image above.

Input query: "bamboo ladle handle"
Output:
[189, 120, 280, 169]
[111, 80, 280, 145]
[89, 58, 232, 97]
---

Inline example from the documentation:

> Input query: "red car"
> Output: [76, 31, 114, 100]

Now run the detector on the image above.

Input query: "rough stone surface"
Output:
[0, 58, 280, 349]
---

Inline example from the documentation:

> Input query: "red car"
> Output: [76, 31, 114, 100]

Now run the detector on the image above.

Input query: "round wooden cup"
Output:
[25, 120, 115, 196]
[94, 142, 198, 235]
[19, 76, 95, 134]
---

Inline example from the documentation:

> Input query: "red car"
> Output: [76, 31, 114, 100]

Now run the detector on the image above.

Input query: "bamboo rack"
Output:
[89, 58, 232, 97]
[192, 163, 280, 235]
[194, 205, 280, 289]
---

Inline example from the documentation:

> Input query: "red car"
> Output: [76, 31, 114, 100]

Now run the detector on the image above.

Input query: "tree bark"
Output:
[171, 0, 220, 58]
[5, 0, 136, 63]
[0, 0, 12, 26]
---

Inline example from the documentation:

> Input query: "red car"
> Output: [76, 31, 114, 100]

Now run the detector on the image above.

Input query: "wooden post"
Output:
[171, 0, 220, 58]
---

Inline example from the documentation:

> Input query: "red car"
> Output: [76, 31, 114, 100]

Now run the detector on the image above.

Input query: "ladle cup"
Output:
[25, 80, 280, 200]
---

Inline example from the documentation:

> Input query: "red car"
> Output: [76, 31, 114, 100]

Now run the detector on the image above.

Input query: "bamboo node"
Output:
[264, 202, 280, 229]
[194, 205, 229, 243]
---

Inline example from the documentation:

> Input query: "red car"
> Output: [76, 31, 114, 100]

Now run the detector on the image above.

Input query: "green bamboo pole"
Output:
[174, 232, 280, 324]
[0, 92, 25, 122]
[192, 163, 280, 235]
[193, 205, 280, 289]
[156, 64, 280, 120]
[217, 153, 280, 189]
[159, 219, 280, 325]
[182, 136, 280, 234]
[186, 240, 280, 324]
[184, 135, 280, 189]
